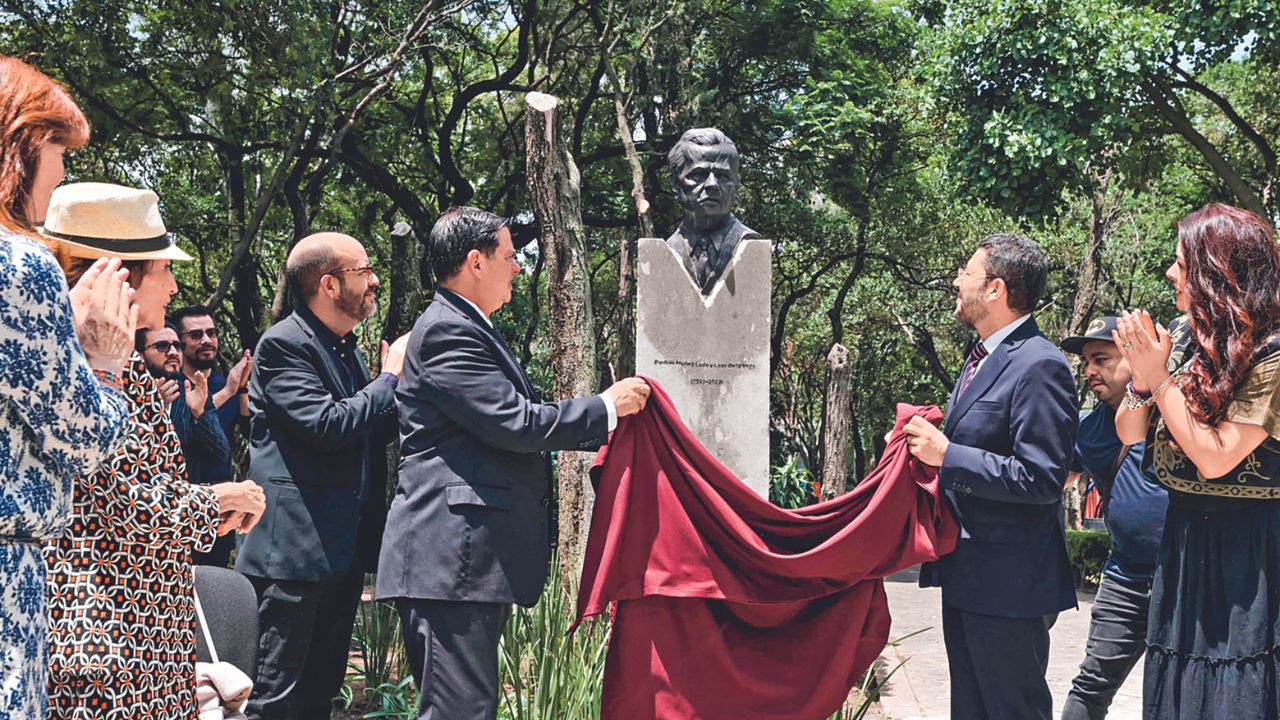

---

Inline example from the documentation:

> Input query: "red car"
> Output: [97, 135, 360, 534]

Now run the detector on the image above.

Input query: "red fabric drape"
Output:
[576, 379, 959, 720]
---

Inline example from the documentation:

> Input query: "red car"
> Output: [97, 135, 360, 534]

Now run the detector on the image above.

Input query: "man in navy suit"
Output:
[377, 207, 650, 720]
[903, 233, 1078, 720]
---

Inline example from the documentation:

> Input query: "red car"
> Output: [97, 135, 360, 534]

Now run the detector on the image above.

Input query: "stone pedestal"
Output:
[635, 237, 771, 495]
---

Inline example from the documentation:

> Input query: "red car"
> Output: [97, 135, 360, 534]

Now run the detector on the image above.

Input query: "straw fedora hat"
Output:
[39, 182, 192, 261]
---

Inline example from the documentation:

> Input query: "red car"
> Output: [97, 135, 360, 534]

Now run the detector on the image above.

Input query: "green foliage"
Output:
[933, 0, 1280, 219]
[350, 598, 410, 698]
[497, 569, 611, 720]
[769, 455, 819, 508]
[1065, 529, 1113, 590]
[361, 677, 417, 720]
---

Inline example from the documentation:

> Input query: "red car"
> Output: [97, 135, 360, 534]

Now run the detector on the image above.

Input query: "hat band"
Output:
[42, 229, 173, 254]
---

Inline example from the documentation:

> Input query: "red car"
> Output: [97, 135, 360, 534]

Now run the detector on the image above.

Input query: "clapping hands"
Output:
[70, 257, 138, 375]
[1112, 309, 1172, 393]
[226, 349, 253, 392]
[184, 369, 210, 419]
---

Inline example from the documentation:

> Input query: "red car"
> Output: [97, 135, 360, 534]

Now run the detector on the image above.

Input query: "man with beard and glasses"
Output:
[137, 322, 233, 506]
[901, 234, 1078, 720]
[167, 306, 253, 566]
[236, 232, 411, 720]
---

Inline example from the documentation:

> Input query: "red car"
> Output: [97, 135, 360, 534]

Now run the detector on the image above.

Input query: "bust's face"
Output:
[674, 143, 738, 225]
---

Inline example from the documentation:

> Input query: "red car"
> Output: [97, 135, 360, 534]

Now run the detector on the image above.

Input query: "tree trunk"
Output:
[384, 221, 426, 341]
[613, 228, 636, 382]
[525, 92, 599, 591]
[819, 343, 853, 501]
[1068, 171, 1117, 337]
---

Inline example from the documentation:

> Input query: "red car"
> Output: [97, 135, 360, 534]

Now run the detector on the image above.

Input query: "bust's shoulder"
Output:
[664, 229, 689, 251]
[726, 215, 761, 241]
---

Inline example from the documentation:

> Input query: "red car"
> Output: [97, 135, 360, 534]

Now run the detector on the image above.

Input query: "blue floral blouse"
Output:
[0, 229, 129, 719]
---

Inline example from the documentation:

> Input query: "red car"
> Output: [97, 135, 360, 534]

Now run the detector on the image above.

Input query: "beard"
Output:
[954, 290, 989, 327]
[186, 352, 218, 371]
[145, 363, 182, 381]
[336, 284, 377, 321]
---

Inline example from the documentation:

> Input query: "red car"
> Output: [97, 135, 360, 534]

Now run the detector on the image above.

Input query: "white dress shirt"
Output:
[974, 314, 1032, 374]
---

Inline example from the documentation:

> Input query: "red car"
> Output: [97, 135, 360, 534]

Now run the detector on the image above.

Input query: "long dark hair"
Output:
[1180, 203, 1280, 426]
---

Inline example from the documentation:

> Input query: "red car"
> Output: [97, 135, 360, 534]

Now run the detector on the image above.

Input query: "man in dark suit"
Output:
[902, 233, 1078, 720]
[376, 207, 650, 720]
[237, 232, 410, 720]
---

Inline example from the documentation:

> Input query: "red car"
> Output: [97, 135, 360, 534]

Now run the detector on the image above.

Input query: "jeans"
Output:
[1061, 575, 1152, 720]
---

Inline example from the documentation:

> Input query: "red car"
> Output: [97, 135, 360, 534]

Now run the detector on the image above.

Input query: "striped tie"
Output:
[956, 343, 989, 398]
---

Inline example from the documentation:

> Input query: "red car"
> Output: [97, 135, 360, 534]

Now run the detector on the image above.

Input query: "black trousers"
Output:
[943, 603, 1058, 720]
[1061, 575, 1151, 720]
[243, 564, 365, 720]
[395, 598, 509, 720]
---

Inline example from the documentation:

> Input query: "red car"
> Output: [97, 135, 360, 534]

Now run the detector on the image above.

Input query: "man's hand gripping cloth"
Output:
[575, 379, 959, 720]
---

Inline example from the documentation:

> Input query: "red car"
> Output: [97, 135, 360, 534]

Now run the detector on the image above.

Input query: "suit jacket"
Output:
[665, 214, 760, 295]
[376, 288, 609, 607]
[919, 317, 1078, 618]
[235, 307, 396, 583]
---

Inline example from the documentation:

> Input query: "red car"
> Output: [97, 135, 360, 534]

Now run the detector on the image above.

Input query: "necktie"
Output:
[956, 343, 989, 398]
[690, 235, 714, 290]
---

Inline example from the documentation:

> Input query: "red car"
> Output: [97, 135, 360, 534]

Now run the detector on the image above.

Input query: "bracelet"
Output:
[1125, 380, 1151, 399]
[1151, 371, 1182, 400]
[1122, 372, 1182, 411]
[1122, 390, 1149, 411]
[92, 368, 123, 392]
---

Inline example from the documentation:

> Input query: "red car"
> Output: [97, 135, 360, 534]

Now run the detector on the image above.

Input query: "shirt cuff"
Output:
[379, 372, 399, 389]
[599, 393, 618, 432]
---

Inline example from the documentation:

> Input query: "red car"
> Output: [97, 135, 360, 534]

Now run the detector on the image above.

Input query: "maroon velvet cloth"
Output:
[576, 379, 959, 720]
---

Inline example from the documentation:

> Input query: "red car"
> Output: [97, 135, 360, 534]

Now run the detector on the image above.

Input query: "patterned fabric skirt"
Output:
[1144, 494, 1280, 720]
[0, 542, 52, 720]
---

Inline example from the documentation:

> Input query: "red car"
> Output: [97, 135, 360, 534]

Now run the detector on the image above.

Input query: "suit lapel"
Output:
[944, 317, 1040, 434]
[435, 288, 536, 398]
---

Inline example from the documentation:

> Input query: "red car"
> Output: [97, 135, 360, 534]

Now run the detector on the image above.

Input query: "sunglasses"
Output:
[181, 328, 218, 342]
[148, 340, 186, 354]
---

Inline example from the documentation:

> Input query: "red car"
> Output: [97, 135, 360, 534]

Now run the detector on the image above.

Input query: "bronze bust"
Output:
[665, 128, 760, 296]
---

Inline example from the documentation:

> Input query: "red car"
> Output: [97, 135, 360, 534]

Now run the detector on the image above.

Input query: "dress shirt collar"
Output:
[438, 287, 494, 328]
[980, 313, 1032, 355]
[296, 303, 357, 354]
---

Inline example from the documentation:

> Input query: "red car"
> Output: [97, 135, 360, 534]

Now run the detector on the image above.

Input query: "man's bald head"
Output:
[285, 232, 362, 304]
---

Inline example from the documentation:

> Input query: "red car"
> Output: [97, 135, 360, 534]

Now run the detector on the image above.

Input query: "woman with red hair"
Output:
[0, 56, 137, 718]
[1116, 203, 1280, 719]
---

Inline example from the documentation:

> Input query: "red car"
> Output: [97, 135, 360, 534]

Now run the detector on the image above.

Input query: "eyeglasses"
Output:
[327, 265, 378, 279]
[180, 328, 218, 342]
[147, 340, 186, 354]
[955, 266, 993, 282]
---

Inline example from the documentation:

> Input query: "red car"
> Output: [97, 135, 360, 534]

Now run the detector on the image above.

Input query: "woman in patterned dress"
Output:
[39, 183, 267, 719]
[1116, 204, 1280, 720]
[0, 57, 137, 719]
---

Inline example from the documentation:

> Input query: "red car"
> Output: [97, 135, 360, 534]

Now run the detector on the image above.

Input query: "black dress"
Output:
[1143, 340, 1280, 720]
